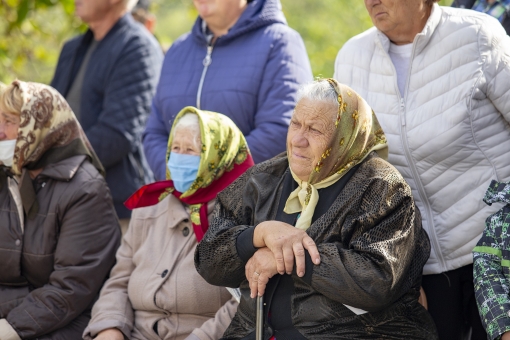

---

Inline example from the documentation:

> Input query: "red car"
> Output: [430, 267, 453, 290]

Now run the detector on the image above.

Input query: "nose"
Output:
[0, 125, 6, 141]
[291, 129, 308, 148]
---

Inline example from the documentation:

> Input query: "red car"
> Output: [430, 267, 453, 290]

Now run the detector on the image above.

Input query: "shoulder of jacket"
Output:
[131, 194, 182, 221]
[356, 154, 408, 188]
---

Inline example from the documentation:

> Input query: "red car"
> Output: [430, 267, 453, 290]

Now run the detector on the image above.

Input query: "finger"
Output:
[257, 273, 270, 297]
[302, 236, 320, 264]
[245, 258, 254, 281]
[282, 244, 295, 274]
[273, 249, 285, 275]
[250, 271, 260, 298]
[293, 242, 306, 277]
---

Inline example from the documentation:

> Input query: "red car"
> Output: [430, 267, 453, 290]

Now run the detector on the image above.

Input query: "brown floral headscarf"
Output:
[285, 78, 388, 230]
[10, 80, 103, 176]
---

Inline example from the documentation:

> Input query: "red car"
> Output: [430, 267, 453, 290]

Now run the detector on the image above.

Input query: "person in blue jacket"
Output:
[143, 0, 313, 180]
[51, 0, 163, 225]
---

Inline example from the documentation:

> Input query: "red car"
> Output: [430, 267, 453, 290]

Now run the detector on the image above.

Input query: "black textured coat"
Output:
[195, 152, 438, 339]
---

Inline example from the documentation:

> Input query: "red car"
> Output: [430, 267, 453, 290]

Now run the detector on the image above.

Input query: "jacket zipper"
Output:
[392, 40, 446, 272]
[196, 44, 213, 110]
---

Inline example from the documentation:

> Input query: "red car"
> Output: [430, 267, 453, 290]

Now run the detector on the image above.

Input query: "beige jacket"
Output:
[83, 194, 237, 340]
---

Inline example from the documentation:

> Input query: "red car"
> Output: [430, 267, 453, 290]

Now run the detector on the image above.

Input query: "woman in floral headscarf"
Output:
[0, 80, 120, 340]
[195, 78, 438, 339]
[84, 107, 254, 340]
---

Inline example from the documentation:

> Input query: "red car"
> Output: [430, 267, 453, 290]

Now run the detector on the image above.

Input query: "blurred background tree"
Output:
[0, 0, 452, 84]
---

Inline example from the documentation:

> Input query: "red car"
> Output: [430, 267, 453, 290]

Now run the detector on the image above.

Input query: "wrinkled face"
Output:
[364, 0, 426, 37]
[287, 98, 337, 182]
[193, 0, 246, 26]
[171, 128, 201, 156]
[74, 0, 112, 23]
[0, 111, 20, 141]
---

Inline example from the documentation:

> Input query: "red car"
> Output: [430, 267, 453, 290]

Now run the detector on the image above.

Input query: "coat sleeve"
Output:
[143, 97, 169, 180]
[195, 169, 257, 288]
[82, 216, 140, 339]
[245, 27, 313, 164]
[190, 297, 238, 340]
[294, 171, 428, 313]
[85, 37, 163, 169]
[482, 17, 510, 124]
[5, 178, 121, 339]
[473, 210, 510, 340]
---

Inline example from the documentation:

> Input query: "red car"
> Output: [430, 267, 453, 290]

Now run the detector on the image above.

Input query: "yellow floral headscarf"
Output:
[125, 106, 254, 241]
[284, 79, 388, 230]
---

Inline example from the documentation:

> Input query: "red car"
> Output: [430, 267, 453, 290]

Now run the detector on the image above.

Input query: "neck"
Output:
[388, 4, 432, 45]
[28, 168, 43, 180]
[206, 3, 247, 38]
[88, 7, 127, 41]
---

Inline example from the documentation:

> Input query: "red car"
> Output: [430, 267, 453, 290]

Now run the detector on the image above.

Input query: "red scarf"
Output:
[124, 155, 254, 241]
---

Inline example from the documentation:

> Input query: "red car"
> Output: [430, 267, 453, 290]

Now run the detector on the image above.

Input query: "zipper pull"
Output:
[400, 98, 406, 126]
[203, 46, 213, 67]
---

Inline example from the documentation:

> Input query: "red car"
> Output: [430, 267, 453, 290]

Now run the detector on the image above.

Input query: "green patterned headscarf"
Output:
[126, 106, 254, 241]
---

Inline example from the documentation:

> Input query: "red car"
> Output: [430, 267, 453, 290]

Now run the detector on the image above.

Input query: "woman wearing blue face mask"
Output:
[84, 107, 254, 340]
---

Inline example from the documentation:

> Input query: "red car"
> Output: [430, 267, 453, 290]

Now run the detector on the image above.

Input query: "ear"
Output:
[145, 14, 156, 34]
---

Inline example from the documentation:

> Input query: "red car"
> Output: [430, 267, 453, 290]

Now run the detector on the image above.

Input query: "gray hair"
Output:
[296, 79, 339, 109]
[171, 113, 201, 149]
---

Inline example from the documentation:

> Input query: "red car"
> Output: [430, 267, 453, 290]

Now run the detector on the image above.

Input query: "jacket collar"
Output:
[166, 194, 192, 229]
[376, 4, 442, 55]
[38, 155, 86, 181]
[192, 0, 287, 45]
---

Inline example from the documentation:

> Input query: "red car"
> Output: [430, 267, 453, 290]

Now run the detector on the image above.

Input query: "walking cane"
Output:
[256, 294, 264, 340]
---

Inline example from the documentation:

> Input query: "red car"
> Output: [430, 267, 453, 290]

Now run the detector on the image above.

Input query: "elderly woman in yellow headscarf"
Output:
[83, 107, 254, 340]
[195, 78, 438, 339]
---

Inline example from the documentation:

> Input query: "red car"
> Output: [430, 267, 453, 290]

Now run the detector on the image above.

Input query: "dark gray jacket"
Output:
[195, 153, 437, 339]
[0, 156, 120, 339]
[51, 14, 163, 218]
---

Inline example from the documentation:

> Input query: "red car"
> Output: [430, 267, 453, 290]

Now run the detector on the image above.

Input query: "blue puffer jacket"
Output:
[51, 14, 163, 218]
[143, 0, 312, 180]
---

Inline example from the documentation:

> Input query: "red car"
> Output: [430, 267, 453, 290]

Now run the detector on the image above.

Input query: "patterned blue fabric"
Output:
[472, 0, 510, 22]
[474, 180, 510, 340]
[142, 0, 313, 180]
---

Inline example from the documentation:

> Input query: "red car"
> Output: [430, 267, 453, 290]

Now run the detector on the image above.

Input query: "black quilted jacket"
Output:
[195, 152, 438, 339]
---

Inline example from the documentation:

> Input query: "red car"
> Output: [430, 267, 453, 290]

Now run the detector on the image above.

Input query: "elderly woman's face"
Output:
[171, 128, 201, 156]
[0, 111, 20, 141]
[364, 0, 427, 38]
[287, 98, 337, 182]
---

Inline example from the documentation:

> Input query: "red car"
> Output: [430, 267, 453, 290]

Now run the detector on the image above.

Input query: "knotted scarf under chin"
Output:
[283, 169, 343, 231]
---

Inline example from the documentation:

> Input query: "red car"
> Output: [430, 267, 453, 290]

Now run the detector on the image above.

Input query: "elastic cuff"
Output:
[0, 319, 21, 340]
[236, 226, 257, 262]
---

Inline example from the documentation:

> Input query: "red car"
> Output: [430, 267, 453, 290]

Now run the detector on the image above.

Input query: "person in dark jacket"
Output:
[195, 79, 437, 339]
[0, 81, 120, 340]
[143, 0, 313, 181]
[51, 0, 163, 225]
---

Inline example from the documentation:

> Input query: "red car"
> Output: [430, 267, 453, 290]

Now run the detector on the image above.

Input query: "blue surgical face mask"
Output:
[167, 152, 201, 193]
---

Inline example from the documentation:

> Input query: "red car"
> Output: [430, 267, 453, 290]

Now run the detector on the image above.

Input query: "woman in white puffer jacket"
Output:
[334, 0, 510, 339]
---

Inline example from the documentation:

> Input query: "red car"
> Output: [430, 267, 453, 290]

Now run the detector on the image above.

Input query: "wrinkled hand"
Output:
[94, 328, 125, 340]
[253, 220, 320, 276]
[246, 247, 279, 298]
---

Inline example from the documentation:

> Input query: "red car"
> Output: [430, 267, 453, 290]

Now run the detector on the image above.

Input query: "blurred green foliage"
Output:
[0, 0, 452, 84]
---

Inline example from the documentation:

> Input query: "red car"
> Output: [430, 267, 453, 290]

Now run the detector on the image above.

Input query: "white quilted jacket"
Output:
[334, 5, 510, 275]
